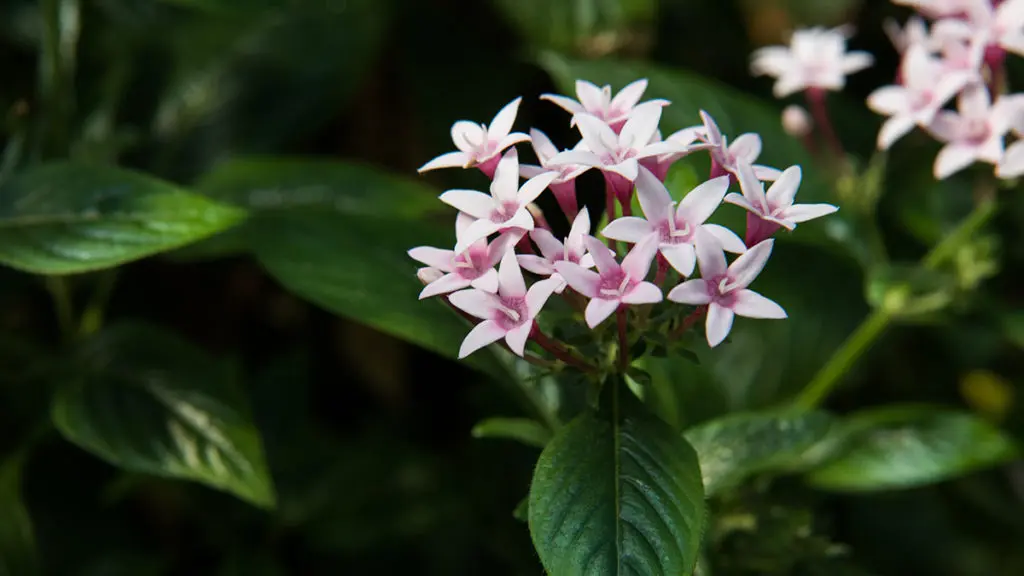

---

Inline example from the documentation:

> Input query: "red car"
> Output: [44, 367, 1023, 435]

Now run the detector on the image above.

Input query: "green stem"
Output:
[45, 276, 75, 342]
[78, 269, 118, 337]
[37, 0, 80, 158]
[794, 198, 998, 409]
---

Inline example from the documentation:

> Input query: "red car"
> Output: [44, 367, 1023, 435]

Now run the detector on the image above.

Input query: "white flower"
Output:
[927, 84, 1024, 178]
[418, 98, 531, 177]
[541, 79, 669, 133]
[750, 26, 874, 98]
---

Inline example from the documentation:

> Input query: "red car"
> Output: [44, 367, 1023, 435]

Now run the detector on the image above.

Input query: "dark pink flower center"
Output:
[909, 90, 933, 111]
[597, 269, 634, 299]
[452, 249, 487, 280]
[657, 212, 692, 245]
[963, 118, 990, 144]
[490, 201, 520, 224]
[707, 274, 738, 306]
[492, 296, 528, 330]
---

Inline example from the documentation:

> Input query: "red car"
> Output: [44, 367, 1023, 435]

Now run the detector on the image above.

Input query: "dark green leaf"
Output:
[51, 323, 275, 508]
[529, 380, 706, 576]
[471, 417, 551, 448]
[495, 0, 655, 56]
[0, 162, 244, 274]
[1002, 311, 1024, 349]
[684, 410, 837, 496]
[806, 406, 1019, 492]
[0, 456, 37, 576]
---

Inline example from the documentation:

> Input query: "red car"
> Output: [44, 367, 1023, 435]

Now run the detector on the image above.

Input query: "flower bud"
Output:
[781, 105, 813, 138]
[416, 267, 445, 285]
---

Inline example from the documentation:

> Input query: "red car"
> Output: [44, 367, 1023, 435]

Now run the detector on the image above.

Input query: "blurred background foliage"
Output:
[0, 0, 1023, 574]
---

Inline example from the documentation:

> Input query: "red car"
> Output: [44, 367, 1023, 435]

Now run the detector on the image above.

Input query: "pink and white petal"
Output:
[520, 164, 548, 179]
[705, 303, 735, 348]
[608, 158, 640, 181]
[417, 267, 445, 285]
[455, 212, 477, 242]
[439, 189, 495, 219]
[418, 151, 471, 172]
[667, 279, 712, 305]
[574, 113, 619, 156]
[408, 246, 455, 271]
[529, 128, 560, 161]
[736, 161, 770, 212]
[990, 94, 1024, 134]
[497, 247, 527, 298]
[752, 164, 783, 181]
[723, 192, 761, 215]
[773, 73, 807, 99]
[448, 288, 498, 318]
[610, 78, 649, 111]
[550, 273, 569, 294]
[530, 226, 563, 259]
[694, 227, 728, 278]
[997, 140, 1024, 178]
[518, 254, 555, 276]
[553, 261, 602, 298]
[459, 320, 507, 359]
[841, 51, 874, 74]
[497, 132, 533, 151]
[667, 126, 704, 146]
[634, 140, 692, 159]
[750, 47, 794, 77]
[727, 238, 774, 289]
[567, 207, 591, 250]
[501, 210, 535, 236]
[732, 289, 788, 319]
[660, 243, 697, 276]
[877, 115, 916, 150]
[540, 93, 585, 115]
[958, 83, 991, 118]
[470, 268, 500, 293]
[576, 80, 608, 112]
[764, 165, 802, 210]
[978, 137, 1005, 164]
[451, 121, 486, 152]
[934, 143, 980, 179]
[578, 253, 596, 269]
[518, 171, 558, 205]
[622, 281, 663, 305]
[583, 235, 620, 275]
[504, 322, 533, 357]
[930, 71, 976, 112]
[699, 111, 725, 147]
[420, 273, 472, 299]
[584, 298, 621, 328]
[778, 203, 839, 224]
[621, 234, 660, 280]
[926, 111, 962, 143]
[454, 219, 501, 254]
[701, 224, 747, 254]
[677, 175, 730, 224]
[487, 230, 521, 266]
[867, 85, 909, 115]
[526, 277, 560, 317]
[548, 149, 603, 168]
[620, 101, 664, 149]
[729, 133, 762, 163]
[488, 97, 523, 141]
[633, 167, 673, 219]
[490, 148, 522, 204]
[602, 217, 655, 243]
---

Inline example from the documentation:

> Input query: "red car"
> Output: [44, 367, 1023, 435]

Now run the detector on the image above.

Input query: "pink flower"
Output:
[927, 84, 1024, 178]
[867, 44, 976, 150]
[554, 235, 663, 328]
[541, 79, 669, 133]
[640, 126, 714, 181]
[934, 0, 1024, 58]
[408, 214, 520, 299]
[602, 168, 744, 276]
[518, 208, 597, 293]
[439, 148, 558, 253]
[668, 229, 786, 348]
[892, 0, 977, 19]
[418, 98, 531, 178]
[750, 26, 874, 98]
[449, 250, 560, 358]
[724, 162, 838, 246]
[884, 16, 933, 54]
[520, 129, 591, 220]
[697, 111, 782, 181]
[997, 138, 1024, 177]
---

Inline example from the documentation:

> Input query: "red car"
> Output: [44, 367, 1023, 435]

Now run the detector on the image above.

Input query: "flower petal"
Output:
[529, 128, 560, 162]
[602, 217, 654, 243]
[497, 247, 527, 298]
[490, 149, 521, 204]
[997, 139, 1024, 178]
[585, 298, 620, 328]
[705, 303, 735, 347]
[576, 80, 607, 112]
[449, 288, 498, 319]
[842, 51, 874, 74]
[518, 171, 558, 206]
[553, 261, 601, 298]
[723, 192, 759, 214]
[660, 243, 697, 276]
[622, 281, 663, 305]
[736, 161, 769, 213]
[867, 85, 909, 115]
[765, 165, 802, 210]
[667, 279, 712, 305]
[778, 203, 839, 223]
[727, 238, 774, 290]
[701, 224, 747, 254]
[567, 207, 591, 254]
[677, 175, 729, 225]
[420, 273, 472, 299]
[540, 93, 585, 116]
[418, 151, 471, 172]
[548, 149, 603, 168]
[633, 167, 673, 220]
[519, 164, 547, 179]
[488, 97, 522, 141]
[877, 114, 916, 150]
[518, 254, 554, 276]
[497, 132, 532, 151]
[934, 143, 979, 179]
[694, 227, 728, 278]
[471, 268, 500, 293]
[732, 289, 787, 319]
[729, 133, 762, 163]
[621, 234, 659, 281]
[608, 159, 640, 181]
[610, 78, 649, 111]
[752, 165, 783, 181]
[439, 189, 495, 219]
[619, 101, 663, 150]
[504, 322, 533, 357]
[459, 320, 506, 359]
[451, 121, 486, 152]
[699, 110, 724, 147]
[526, 277, 559, 317]
[408, 246, 455, 271]
[574, 113, 618, 156]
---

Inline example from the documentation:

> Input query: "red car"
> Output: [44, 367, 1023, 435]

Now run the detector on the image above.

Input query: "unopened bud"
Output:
[416, 267, 444, 285]
[781, 105, 812, 138]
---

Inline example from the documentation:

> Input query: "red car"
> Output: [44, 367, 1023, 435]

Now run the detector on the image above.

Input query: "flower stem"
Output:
[654, 254, 669, 286]
[531, 324, 598, 373]
[794, 198, 998, 409]
[804, 88, 844, 159]
[616, 306, 629, 372]
[45, 276, 75, 343]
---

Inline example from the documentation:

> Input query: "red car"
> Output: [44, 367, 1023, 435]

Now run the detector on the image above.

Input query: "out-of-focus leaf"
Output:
[1002, 311, 1024, 349]
[865, 263, 957, 319]
[635, 352, 729, 432]
[494, 0, 655, 56]
[807, 406, 1019, 492]
[471, 417, 551, 448]
[215, 551, 285, 576]
[159, 0, 279, 12]
[529, 379, 706, 576]
[51, 322, 275, 508]
[75, 553, 165, 576]
[0, 456, 37, 576]
[684, 410, 837, 496]
[0, 162, 245, 274]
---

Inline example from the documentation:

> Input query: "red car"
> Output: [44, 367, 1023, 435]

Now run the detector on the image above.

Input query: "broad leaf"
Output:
[494, 0, 655, 56]
[806, 406, 1019, 492]
[0, 162, 244, 274]
[684, 410, 836, 496]
[529, 379, 706, 576]
[471, 417, 551, 448]
[0, 456, 37, 576]
[51, 323, 275, 508]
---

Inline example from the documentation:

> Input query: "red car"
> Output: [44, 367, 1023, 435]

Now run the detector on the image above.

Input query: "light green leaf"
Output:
[471, 417, 551, 448]
[0, 162, 244, 274]
[494, 0, 655, 56]
[684, 410, 837, 496]
[51, 322, 275, 508]
[806, 406, 1019, 492]
[529, 379, 706, 576]
[0, 456, 37, 576]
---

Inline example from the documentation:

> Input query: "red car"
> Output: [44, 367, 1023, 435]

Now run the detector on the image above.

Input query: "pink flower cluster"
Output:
[409, 80, 839, 360]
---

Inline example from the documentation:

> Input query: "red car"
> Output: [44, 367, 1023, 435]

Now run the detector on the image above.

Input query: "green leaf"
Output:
[1002, 311, 1024, 349]
[684, 410, 837, 496]
[0, 456, 37, 576]
[0, 162, 244, 274]
[806, 406, 1020, 492]
[471, 417, 551, 448]
[528, 379, 706, 576]
[494, 0, 655, 56]
[51, 322, 275, 508]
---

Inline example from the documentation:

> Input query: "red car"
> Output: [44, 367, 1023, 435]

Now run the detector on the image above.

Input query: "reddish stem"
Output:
[620, 197, 632, 217]
[804, 88, 844, 159]
[516, 234, 535, 254]
[654, 254, 669, 286]
[616, 306, 629, 372]
[670, 306, 707, 341]
[531, 324, 597, 373]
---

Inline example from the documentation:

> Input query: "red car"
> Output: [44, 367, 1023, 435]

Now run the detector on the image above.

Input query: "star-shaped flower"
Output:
[934, 0, 1024, 58]
[518, 208, 596, 293]
[554, 234, 663, 328]
[697, 111, 782, 181]
[640, 126, 713, 181]
[439, 148, 558, 253]
[449, 250, 560, 358]
[668, 229, 786, 348]
[927, 84, 1024, 179]
[541, 79, 669, 133]
[725, 162, 838, 246]
[602, 168, 744, 276]
[750, 26, 874, 98]
[408, 213, 519, 298]
[520, 129, 591, 220]
[418, 97, 532, 178]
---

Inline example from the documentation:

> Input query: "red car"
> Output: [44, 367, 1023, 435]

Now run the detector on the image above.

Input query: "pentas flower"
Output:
[697, 111, 782, 181]
[541, 79, 669, 133]
[867, 44, 976, 150]
[408, 213, 519, 299]
[997, 137, 1024, 177]
[927, 84, 1024, 178]
[725, 162, 838, 246]
[602, 168, 744, 276]
[518, 208, 596, 293]
[884, 16, 932, 54]
[439, 148, 558, 253]
[418, 97, 531, 178]
[892, 0, 977, 19]
[520, 129, 590, 220]
[668, 229, 786, 348]
[640, 126, 713, 181]
[554, 235, 662, 328]
[449, 250, 560, 358]
[750, 26, 874, 98]
[935, 0, 1024, 58]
